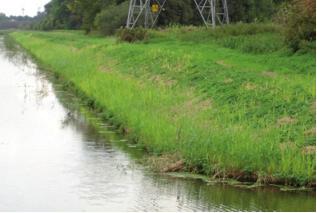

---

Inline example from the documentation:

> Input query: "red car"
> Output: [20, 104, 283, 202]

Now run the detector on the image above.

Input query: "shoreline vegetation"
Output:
[9, 23, 316, 188]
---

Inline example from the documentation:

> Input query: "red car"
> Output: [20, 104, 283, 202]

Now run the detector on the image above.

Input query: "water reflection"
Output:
[0, 35, 315, 211]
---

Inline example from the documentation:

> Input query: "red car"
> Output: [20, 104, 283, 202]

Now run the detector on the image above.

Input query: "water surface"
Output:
[0, 36, 315, 211]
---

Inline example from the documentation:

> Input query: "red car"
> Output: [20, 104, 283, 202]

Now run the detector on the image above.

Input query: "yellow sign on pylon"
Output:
[151, 4, 159, 13]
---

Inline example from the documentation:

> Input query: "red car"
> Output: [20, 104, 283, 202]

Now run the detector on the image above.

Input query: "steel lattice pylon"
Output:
[126, 0, 229, 29]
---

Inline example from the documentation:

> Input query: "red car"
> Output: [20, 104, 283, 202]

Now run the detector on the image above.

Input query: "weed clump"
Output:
[117, 28, 148, 43]
[210, 23, 279, 38]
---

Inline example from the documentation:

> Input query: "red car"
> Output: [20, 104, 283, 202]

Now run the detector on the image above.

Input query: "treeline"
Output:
[33, 0, 288, 33]
[0, 13, 36, 30]
[31, 0, 315, 51]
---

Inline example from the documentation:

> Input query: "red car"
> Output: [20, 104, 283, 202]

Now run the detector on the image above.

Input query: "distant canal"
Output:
[0, 36, 315, 211]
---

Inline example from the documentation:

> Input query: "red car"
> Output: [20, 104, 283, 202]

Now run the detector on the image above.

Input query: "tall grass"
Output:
[10, 24, 315, 186]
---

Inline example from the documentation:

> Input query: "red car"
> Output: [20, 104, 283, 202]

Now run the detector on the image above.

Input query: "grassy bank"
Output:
[10, 24, 316, 186]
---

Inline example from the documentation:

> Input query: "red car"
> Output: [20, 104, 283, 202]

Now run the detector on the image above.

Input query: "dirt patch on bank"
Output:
[262, 71, 278, 78]
[277, 116, 297, 126]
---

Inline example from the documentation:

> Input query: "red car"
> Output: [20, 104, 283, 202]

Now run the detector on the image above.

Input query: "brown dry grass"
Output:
[146, 153, 184, 172]
[149, 75, 176, 87]
[277, 116, 297, 126]
[262, 71, 278, 78]
[243, 82, 257, 90]
[302, 146, 316, 155]
[216, 60, 232, 68]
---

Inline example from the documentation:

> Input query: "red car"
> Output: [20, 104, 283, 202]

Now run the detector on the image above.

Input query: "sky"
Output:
[0, 0, 51, 17]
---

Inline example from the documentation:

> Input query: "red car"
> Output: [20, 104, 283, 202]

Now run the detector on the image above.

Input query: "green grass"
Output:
[10, 23, 316, 186]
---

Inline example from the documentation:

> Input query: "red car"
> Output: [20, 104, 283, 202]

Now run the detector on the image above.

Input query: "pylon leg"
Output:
[222, 0, 229, 24]
[193, 0, 229, 28]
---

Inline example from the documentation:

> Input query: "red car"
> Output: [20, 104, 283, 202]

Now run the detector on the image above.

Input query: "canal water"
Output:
[0, 36, 315, 211]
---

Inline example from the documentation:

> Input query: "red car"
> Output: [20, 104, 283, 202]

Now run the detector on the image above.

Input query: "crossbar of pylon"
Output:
[126, 0, 229, 29]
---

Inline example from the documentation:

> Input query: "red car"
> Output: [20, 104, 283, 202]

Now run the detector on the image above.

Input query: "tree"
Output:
[95, 1, 129, 35]
[67, 0, 106, 33]
[278, 0, 316, 51]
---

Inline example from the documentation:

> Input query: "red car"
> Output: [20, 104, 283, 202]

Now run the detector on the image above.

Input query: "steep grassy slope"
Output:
[10, 24, 316, 185]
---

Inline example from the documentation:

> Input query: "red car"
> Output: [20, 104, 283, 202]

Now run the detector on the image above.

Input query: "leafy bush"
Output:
[277, 0, 316, 51]
[94, 2, 128, 35]
[116, 28, 148, 43]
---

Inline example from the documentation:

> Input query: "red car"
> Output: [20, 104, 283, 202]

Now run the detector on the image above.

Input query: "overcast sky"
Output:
[0, 0, 51, 17]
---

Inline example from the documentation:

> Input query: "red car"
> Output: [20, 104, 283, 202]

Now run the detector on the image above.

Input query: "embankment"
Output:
[10, 24, 316, 186]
